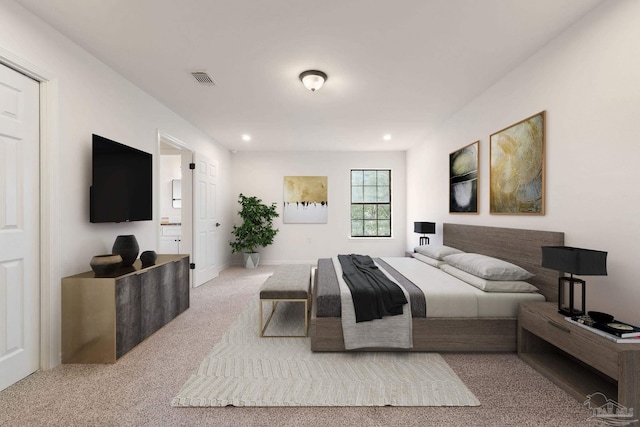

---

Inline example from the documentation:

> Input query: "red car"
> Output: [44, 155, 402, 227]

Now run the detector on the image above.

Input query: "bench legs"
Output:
[259, 298, 309, 338]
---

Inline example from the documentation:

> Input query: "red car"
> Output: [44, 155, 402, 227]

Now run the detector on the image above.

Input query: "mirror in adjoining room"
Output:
[172, 179, 181, 208]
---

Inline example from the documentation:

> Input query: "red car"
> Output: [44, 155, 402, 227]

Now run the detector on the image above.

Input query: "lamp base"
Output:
[557, 276, 586, 318]
[558, 306, 584, 317]
[419, 236, 430, 245]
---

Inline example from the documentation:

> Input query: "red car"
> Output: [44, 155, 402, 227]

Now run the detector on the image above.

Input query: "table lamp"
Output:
[541, 246, 608, 316]
[414, 222, 436, 246]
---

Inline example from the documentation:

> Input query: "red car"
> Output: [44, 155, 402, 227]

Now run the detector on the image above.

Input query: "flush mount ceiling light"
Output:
[299, 70, 327, 92]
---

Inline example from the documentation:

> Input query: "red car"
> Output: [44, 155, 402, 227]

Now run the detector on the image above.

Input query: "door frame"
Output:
[0, 47, 59, 370]
[157, 131, 194, 286]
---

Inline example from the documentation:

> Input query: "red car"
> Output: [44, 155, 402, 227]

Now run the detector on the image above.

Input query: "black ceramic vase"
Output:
[112, 235, 139, 267]
[140, 250, 157, 267]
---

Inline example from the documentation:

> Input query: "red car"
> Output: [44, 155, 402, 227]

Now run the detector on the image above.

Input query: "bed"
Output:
[310, 223, 564, 352]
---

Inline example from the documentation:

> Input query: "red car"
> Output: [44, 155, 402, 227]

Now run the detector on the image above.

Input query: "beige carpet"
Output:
[0, 265, 592, 426]
[172, 299, 480, 407]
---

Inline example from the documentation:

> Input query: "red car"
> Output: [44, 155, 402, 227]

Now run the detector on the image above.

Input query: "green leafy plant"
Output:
[230, 193, 279, 254]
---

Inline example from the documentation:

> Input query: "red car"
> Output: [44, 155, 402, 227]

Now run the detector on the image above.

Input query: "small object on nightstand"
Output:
[572, 311, 640, 339]
[588, 310, 614, 323]
[573, 314, 595, 326]
[595, 319, 640, 338]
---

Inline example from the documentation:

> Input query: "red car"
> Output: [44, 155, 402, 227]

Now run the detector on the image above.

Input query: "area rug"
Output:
[171, 299, 480, 407]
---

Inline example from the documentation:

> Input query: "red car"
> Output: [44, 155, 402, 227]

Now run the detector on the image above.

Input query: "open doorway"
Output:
[158, 131, 193, 284]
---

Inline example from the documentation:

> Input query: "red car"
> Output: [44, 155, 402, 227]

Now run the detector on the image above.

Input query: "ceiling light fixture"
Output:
[383, 134, 392, 141]
[241, 134, 251, 141]
[299, 70, 327, 92]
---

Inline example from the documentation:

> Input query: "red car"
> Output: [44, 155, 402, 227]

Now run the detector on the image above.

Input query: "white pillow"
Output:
[414, 245, 463, 260]
[442, 253, 534, 281]
[440, 264, 539, 293]
[412, 252, 444, 267]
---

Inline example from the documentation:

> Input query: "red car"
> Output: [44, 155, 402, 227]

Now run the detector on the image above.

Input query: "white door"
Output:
[0, 63, 40, 391]
[192, 152, 219, 287]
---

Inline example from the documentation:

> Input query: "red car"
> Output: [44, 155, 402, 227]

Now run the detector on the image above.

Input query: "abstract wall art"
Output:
[490, 111, 545, 215]
[283, 176, 328, 223]
[449, 141, 479, 213]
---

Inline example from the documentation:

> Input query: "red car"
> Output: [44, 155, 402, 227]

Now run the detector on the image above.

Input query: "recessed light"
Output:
[241, 134, 251, 141]
[383, 134, 392, 141]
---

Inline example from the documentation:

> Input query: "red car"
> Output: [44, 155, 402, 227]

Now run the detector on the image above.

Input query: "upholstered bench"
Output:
[259, 264, 312, 337]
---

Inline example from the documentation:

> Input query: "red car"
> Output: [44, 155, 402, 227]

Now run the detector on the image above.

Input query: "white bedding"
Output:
[381, 257, 545, 318]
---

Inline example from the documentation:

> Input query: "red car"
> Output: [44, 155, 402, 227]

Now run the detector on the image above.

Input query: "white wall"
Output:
[231, 151, 406, 264]
[407, 0, 640, 324]
[0, 1, 232, 367]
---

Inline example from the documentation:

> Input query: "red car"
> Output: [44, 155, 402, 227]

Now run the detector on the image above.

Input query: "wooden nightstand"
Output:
[518, 302, 640, 413]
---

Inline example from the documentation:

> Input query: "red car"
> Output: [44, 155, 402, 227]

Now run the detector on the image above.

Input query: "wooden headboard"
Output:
[443, 223, 564, 302]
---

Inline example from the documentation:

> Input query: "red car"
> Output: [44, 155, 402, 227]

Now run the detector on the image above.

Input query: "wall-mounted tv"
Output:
[90, 134, 152, 223]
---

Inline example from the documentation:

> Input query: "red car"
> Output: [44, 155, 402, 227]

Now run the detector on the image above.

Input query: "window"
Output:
[350, 169, 391, 237]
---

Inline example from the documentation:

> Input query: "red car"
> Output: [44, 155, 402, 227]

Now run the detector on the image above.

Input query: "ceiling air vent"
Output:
[191, 71, 215, 86]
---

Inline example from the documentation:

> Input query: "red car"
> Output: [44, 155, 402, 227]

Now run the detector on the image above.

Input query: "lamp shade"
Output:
[414, 222, 436, 234]
[541, 246, 607, 276]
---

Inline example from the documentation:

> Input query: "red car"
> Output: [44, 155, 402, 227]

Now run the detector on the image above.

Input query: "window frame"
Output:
[349, 169, 392, 238]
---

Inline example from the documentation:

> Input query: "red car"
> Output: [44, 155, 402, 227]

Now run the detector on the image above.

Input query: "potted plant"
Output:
[230, 193, 279, 268]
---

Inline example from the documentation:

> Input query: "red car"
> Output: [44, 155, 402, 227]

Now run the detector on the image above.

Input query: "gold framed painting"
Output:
[490, 111, 545, 215]
[449, 141, 479, 213]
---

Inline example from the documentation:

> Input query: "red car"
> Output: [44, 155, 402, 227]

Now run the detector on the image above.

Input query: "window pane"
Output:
[377, 170, 390, 186]
[377, 186, 390, 202]
[363, 204, 377, 219]
[363, 170, 377, 186]
[364, 220, 378, 236]
[378, 204, 390, 219]
[351, 204, 363, 219]
[351, 220, 364, 236]
[363, 186, 377, 202]
[352, 186, 364, 203]
[351, 170, 363, 186]
[378, 220, 391, 236]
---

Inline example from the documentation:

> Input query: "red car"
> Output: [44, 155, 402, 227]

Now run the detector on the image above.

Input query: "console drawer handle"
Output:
[548, 320, 571, 333]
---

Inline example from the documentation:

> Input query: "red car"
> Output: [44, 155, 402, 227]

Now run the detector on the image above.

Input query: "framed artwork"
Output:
[449, 141, 479, 213]
[490, 111, 545, 215]
[283, 176, 328, 223]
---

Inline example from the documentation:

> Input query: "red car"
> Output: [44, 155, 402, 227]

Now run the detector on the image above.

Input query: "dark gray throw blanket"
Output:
[338, 254, 408, 323]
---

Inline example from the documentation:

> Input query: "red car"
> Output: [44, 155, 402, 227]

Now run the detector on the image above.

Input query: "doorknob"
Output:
[216, 223, 221, 227]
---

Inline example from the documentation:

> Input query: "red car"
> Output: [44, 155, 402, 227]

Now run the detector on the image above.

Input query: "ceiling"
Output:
[17, 0, 603, 152]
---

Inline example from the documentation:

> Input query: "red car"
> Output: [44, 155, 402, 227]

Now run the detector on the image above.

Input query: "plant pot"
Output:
[112, 235, 139, 267]
[243, 252, 260, 269]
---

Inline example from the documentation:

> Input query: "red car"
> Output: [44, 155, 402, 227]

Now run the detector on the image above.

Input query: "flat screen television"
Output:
[90, 134, 152, 223]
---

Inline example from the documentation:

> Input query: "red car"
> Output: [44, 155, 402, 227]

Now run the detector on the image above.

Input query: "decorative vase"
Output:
[140, 250, 157, 267]
[112, 235, 139, 267]
[90, 254, 123, 277]
[243, 252, 260, 269]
